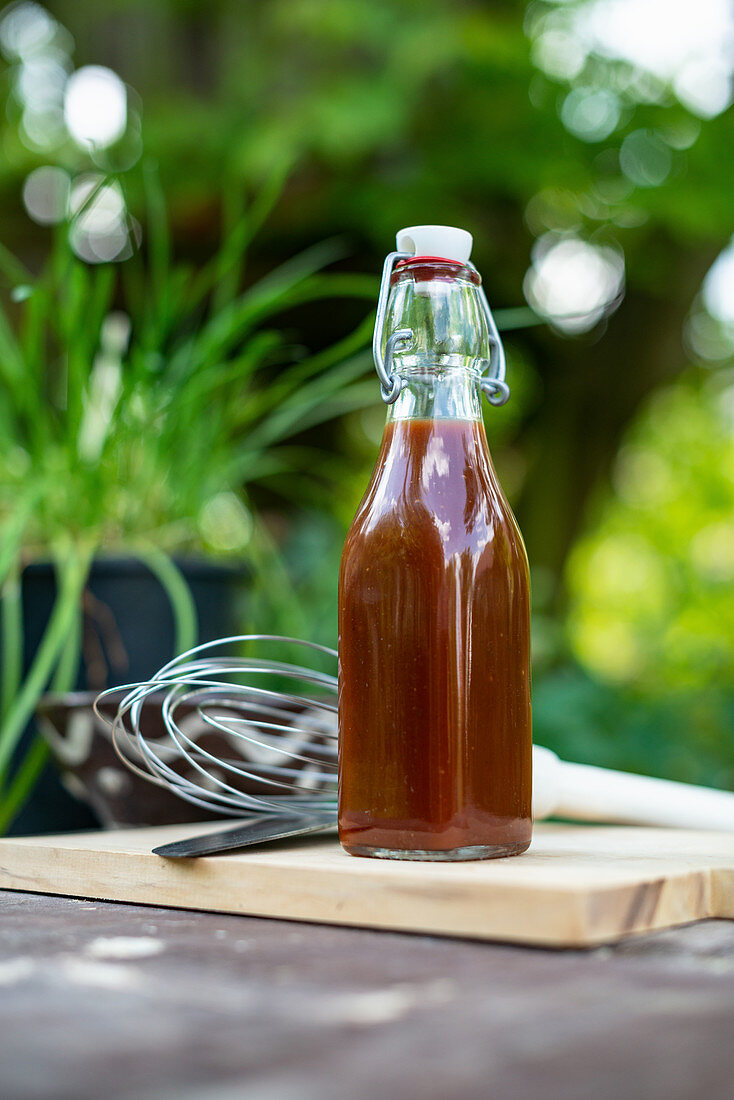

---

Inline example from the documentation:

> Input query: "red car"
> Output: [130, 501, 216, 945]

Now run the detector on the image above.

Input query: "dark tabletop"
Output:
[1, 891, 733, 1100]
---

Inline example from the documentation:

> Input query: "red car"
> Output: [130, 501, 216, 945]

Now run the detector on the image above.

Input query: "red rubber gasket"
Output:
[395, 255, 464, 268]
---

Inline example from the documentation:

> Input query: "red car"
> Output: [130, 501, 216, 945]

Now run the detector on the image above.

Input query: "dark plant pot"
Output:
[8, 556, 250, 835]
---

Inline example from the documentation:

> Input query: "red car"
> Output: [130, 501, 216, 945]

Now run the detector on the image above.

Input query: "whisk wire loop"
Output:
[95, 635, 339, 820]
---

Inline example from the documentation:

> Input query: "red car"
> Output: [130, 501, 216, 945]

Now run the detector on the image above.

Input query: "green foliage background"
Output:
[1, 0, 733, 789]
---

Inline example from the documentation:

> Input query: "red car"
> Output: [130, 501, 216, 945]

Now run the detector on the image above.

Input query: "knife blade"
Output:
[153, 812, 336, 858]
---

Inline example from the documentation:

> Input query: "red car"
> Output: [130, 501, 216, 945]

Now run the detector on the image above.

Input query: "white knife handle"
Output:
[531, 745, 734, 831]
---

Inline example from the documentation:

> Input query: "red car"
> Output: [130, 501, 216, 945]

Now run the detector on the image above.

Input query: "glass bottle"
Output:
[338, 225, 532, 860]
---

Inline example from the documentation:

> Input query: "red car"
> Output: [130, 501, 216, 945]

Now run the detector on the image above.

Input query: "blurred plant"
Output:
[533, 661, 734, 792]
[547, 365, 734, 792]
[2, 0, 733, 803]
[0, 164, 377, 830]
[4, 0, 734, 595]
[568, 368, 734, 691]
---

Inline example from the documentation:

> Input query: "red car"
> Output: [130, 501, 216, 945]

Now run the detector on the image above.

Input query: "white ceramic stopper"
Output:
[396, 224, 473, 264]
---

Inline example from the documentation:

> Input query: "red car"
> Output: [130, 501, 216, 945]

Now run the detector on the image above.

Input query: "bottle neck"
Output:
[388, 367, 483, 423]
[382, 258, 495, 423]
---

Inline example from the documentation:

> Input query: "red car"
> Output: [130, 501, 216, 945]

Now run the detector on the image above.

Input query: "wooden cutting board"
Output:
[1, 822, 732, 947]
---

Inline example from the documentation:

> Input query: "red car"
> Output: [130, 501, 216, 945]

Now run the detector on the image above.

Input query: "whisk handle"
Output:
[532, 746, 734, 831]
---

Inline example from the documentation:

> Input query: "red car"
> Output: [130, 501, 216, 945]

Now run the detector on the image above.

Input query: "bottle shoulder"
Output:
[342, 419, 528, 573]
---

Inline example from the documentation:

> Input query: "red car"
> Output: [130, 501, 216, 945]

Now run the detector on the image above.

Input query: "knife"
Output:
[153, 812, 336, 858]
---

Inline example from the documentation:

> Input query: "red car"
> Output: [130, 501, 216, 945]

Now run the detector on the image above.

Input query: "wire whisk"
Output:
[95, 635, 339, 820]
[96, 633, 734, 836]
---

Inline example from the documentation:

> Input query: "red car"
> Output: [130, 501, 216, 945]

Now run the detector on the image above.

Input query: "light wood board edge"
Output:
[0, 836, 729, 947]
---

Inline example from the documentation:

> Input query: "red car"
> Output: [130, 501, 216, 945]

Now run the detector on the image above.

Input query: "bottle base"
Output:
[342, 840, 530, 862]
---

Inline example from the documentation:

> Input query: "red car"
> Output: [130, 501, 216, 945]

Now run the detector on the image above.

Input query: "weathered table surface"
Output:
[1, 892, 733, 1100]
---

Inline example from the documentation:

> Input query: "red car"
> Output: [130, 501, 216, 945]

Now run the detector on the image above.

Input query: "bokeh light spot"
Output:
[64, 65, 127, 149]
[532, 25, 586, 82]
[199, 493, 253, 553]
[69, 174, 131, 263]
[17, 53, 68, 110]
[524, 234, 625, 334]
[22, 165, 70, 224]
[20, 104, 65, 150]
[619, 129, 672, 188]
[690, 522, 734, 582]
[703, 238, 734, 325]
[0, 1, 56, 60]
[561, 86, 621, 141]
[612, 446, 675, 508]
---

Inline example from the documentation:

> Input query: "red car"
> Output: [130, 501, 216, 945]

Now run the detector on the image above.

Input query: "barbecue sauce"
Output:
[338, 414, 532, 859]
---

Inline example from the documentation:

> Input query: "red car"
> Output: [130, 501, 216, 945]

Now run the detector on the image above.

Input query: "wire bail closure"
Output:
[372, 251, 510, 406]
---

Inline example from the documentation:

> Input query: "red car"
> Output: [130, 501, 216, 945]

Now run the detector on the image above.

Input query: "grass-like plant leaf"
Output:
[0, 163, 377, 831]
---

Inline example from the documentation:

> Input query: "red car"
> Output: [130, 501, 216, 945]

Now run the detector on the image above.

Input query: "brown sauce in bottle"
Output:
[338, 416, 532, 858]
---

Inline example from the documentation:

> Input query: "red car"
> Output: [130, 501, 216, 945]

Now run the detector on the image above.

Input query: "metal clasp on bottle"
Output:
[372, 252, 511, 407]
